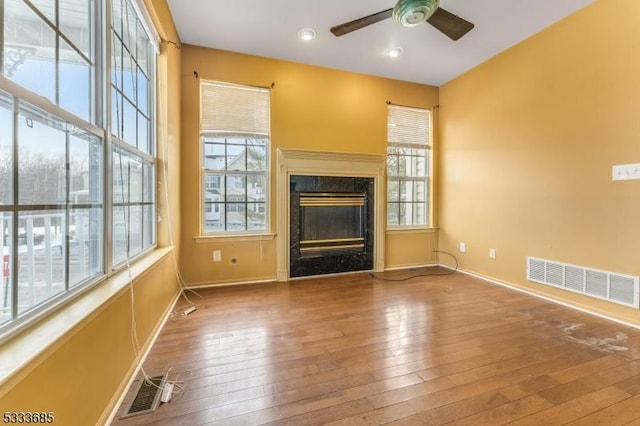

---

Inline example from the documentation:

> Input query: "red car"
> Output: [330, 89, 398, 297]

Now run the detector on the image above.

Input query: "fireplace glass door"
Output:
[300, 193, 365, 257]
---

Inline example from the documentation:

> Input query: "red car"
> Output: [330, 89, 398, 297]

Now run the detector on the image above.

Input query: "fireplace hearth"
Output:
[290, 176, 374, 277]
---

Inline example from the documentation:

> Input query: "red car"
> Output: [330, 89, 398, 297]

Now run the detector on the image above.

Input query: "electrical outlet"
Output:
[489, 248, 496, 260]
[459, 242, 466, 253]
[213, 250, 221, 262]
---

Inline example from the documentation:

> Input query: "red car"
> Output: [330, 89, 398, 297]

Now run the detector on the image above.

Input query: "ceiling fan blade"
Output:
[330, 8, 393, 37]
[426, 7, 474, 41]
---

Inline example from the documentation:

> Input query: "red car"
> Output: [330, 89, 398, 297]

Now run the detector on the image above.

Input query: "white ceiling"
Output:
[166, 0, 593, 86]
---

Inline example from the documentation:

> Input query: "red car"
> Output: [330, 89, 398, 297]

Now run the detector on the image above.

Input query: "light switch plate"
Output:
[612, 163, 640, 181]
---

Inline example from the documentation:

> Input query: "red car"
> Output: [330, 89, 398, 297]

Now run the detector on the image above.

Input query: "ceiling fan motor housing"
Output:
[393, 0, 439, 27]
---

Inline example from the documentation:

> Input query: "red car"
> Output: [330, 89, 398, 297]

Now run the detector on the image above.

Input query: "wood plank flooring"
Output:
[111, 268, 640, 425]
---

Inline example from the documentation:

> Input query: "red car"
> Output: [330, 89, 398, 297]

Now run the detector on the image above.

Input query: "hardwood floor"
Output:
[111, 268, 640, 425]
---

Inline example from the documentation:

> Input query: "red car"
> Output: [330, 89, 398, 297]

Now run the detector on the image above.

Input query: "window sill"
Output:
[386, 227, 439, 235]
[193, 233, 277, 244]
[0, 246, 174, 391]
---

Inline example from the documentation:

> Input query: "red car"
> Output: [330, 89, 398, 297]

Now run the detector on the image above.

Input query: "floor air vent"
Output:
[121, 374, 166, 419]
[527, 257, 639, 308]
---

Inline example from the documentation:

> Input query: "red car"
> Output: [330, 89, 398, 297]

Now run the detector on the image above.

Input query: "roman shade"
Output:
[387, 104, 430, 148]
[200, 81, 270, 138]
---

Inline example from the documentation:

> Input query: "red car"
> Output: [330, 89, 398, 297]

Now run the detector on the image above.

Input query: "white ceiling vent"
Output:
[527, 257, 639, 308]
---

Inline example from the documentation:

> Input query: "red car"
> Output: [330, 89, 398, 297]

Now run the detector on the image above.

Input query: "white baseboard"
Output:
[384, 262, 439, 272]
[187, 277, 278, 289]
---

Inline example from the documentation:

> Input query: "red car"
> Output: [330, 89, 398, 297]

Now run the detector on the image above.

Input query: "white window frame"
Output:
[109, 0, 157, 266]
[200, 80, 270, 235]
[386, 105, 431, 228]
[0, 0, 98, 123]
[0, 0, 158, 340]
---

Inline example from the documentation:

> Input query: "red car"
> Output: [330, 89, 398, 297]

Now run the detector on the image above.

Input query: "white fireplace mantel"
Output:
[276, 148, 386, 281]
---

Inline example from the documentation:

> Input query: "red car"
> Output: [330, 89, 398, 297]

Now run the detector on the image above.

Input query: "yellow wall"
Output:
[179, 46, 439, 285]
[0, 1, 183, 424]
[439, 0, 640, 324]
[386, 229, 439, 269]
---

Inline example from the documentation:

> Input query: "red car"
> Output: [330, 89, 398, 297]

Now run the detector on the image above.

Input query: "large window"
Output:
[0, 89, 103, 328]
[110, 0, 156, 265]
[0, 0, 157, 335]
[386, 105, 430, 227]
[200, 81, 270, 233]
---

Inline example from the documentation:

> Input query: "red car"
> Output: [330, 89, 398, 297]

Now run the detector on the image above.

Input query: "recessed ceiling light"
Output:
[388, 47, 403, 58]
[298, 28, 317, 41]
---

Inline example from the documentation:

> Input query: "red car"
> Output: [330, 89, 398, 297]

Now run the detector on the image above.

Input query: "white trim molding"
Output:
[276, 149, 387, 281]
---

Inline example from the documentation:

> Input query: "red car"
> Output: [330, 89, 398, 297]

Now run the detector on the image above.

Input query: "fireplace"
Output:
[290, 176, 374, 277]
[276, 149, 386, 281]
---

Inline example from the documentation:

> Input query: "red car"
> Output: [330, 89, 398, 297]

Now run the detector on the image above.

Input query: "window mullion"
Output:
[10, 96, 18, 321]
[104, 0, 114, 272]
[64, 126, 70, 292]
[224, 141, 228, 232]
[54, 0, 60, 106]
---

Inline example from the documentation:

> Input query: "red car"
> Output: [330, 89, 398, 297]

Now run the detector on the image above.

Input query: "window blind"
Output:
[201, 81, 270, 137]
[387, 105, 430, 147]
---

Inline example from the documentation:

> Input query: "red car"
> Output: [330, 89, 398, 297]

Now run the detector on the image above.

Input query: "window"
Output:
[3, 0, 96, 123]
[0, 90, 103, 328]
[112, 148, 155, 266]
[386, 105, 430, 227]
[0, 0, 157, 336]
[200, 81, 270, 233]
[110, 0, 156, 265]
[111, 0, 153, 154]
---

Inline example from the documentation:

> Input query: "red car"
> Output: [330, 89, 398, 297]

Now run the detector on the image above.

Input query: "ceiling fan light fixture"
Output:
[393, 0, 439, 27]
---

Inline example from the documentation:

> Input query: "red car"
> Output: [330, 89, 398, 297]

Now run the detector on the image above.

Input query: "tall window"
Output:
[200, 81, 270, 233]
[0, 0, 157, 336]
[387, 105, 430, 227]
[110, 0, 156, 265]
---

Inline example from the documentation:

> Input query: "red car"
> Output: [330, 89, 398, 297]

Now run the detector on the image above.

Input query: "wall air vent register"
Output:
[527, 257, 639, 308]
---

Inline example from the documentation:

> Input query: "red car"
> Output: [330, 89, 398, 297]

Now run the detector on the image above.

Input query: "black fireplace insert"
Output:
[290, 176, 374, 277]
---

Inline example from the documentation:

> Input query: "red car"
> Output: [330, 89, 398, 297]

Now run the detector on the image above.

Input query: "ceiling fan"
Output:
[330, 0, 474, 41]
